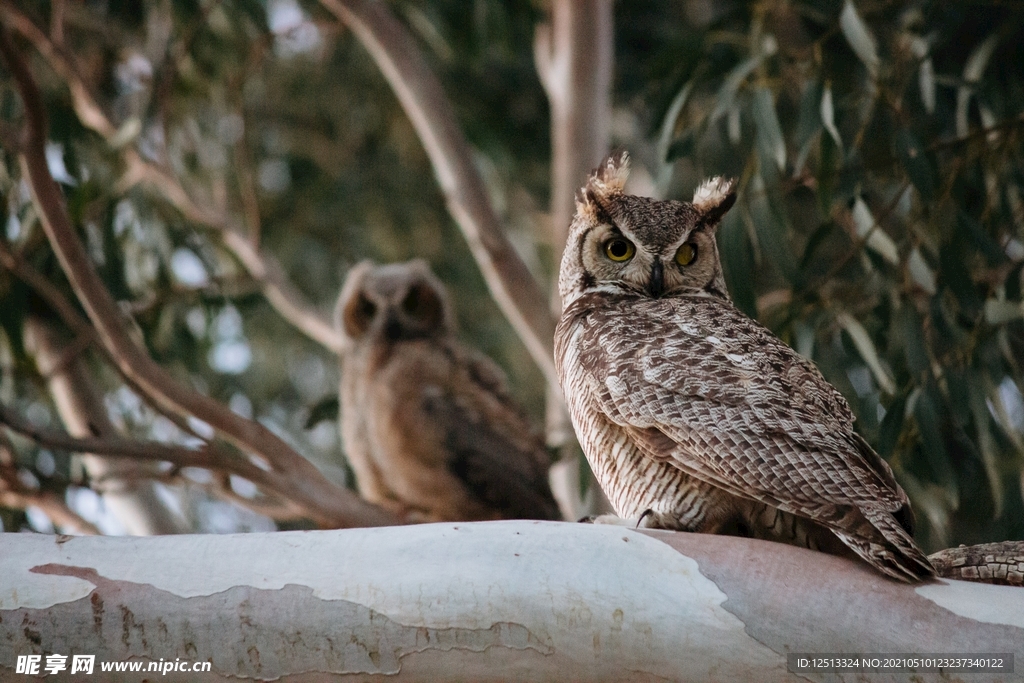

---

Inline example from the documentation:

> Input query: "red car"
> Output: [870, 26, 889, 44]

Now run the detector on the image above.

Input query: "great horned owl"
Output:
[336, 259, 561, 522]
[554, 153, 934, 582]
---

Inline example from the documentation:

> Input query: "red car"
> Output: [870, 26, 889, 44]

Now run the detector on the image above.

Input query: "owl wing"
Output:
[574, 296, 931, 579]
[423, 347, 562, 521]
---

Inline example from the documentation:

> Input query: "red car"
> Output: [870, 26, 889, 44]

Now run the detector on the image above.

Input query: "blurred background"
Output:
[0, 0, 1022, 552]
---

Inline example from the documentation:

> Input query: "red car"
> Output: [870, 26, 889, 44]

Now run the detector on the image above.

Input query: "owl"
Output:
[336, 259, 561, 523]
[554, 153, 934, 582]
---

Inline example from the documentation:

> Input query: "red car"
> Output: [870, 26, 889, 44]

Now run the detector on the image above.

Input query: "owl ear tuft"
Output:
[580, 151, 630, 207]
[692, 177, 737, 226]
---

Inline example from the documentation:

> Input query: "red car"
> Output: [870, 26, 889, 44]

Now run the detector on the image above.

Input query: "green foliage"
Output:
[650, 0, 1024, 550]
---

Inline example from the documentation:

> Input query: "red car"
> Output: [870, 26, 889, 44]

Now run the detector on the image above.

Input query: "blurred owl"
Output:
[336, 259, 561, 522]
[554, 153, 934, 582]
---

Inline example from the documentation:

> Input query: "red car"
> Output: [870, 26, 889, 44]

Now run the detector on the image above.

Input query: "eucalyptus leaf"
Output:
[839, 0, 880, 80]
[837, 312, 896, 395]
[718, 208, 757, 317]
[939, 239, 983, 315]
[914, 385, 957, 496]
[907, 247, 936, 295]
[956, 34, 999, 137]
[749, 176, 801, 286]
[898, 304, 930, 378]
[968, 374, 1004, 517]
[304, 395, 339, 430]
[820, 84, 843, 152]
[752, 87, 786, 171]
[795, 81, 824, 149]
[711, 56, 761, 123]
[876, 393, 906, 459]
[851, 197, 899, 265]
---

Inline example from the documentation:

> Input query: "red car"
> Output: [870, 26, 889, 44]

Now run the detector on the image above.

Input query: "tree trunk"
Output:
[536, 0, 615, 521]
[1, 522, 1019, 681]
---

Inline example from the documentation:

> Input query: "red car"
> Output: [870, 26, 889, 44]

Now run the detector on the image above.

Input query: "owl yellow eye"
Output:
[675, 242, 697, 266]
[604, 238, 635, 262]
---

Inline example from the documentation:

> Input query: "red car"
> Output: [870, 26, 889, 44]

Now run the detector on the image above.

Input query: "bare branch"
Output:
[0, 240, 94, 336]
[0, 402, 251, 477]
[319, 0, 559, 387]
[0, 2, 117, 139]
[0, 433, 101, 535]
[24, 316, 188, 535]
[0, 30, 396, 529]
[207, 471, 306, 522]
[119, 157, 344, 352]
[0, 489, 102, 535]
[0, 241, 226, 445]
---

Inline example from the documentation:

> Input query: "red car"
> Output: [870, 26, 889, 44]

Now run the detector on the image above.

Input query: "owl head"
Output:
[336, 259, 455, 347]
[558, 152, 737, 308]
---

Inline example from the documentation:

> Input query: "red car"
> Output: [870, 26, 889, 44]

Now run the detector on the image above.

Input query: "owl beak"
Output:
[648, 261, 664, 298]
[384, 314, 404, 341]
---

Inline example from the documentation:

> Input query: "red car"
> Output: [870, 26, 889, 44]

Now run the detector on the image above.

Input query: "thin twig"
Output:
[928, 113, 1024, 152]
[798, 180, 912, 299]
[0, 240, 94, 336]
[0, 402, 251, 476]
[0, 434, 101, 535]
[0, 242, 215, 444]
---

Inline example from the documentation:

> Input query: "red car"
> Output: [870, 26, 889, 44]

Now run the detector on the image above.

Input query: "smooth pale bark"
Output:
[1, 522, 1020, 682]
[536, 0, 614, 520]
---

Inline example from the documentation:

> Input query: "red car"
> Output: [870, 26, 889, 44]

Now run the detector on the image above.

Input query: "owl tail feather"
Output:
[833, 512, 935, 583]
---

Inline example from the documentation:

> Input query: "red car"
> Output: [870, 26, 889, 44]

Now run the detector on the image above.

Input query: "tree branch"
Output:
[24, 316, 188, 535]
[319, 0, 558, 388]
[0, 30, 396, 529]
[0, 402, 264, 482]
[1, 525, 1020, 679]
[116, 159, 345, 353]
[0, 489, 101, 535]
[0, 2, 117, 139]
[0, 240, 94, 337]
[0, 433, 101, 535]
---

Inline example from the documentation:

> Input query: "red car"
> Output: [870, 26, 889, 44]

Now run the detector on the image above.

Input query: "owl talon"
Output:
[590, 514, 639, 527]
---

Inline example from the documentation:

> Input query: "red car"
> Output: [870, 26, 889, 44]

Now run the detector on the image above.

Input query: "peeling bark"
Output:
[1, 523, 1020, 682]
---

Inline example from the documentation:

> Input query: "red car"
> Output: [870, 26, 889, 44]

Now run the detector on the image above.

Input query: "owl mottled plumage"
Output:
[554, 153, 934, 582]
[337, 259, 561, 523]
